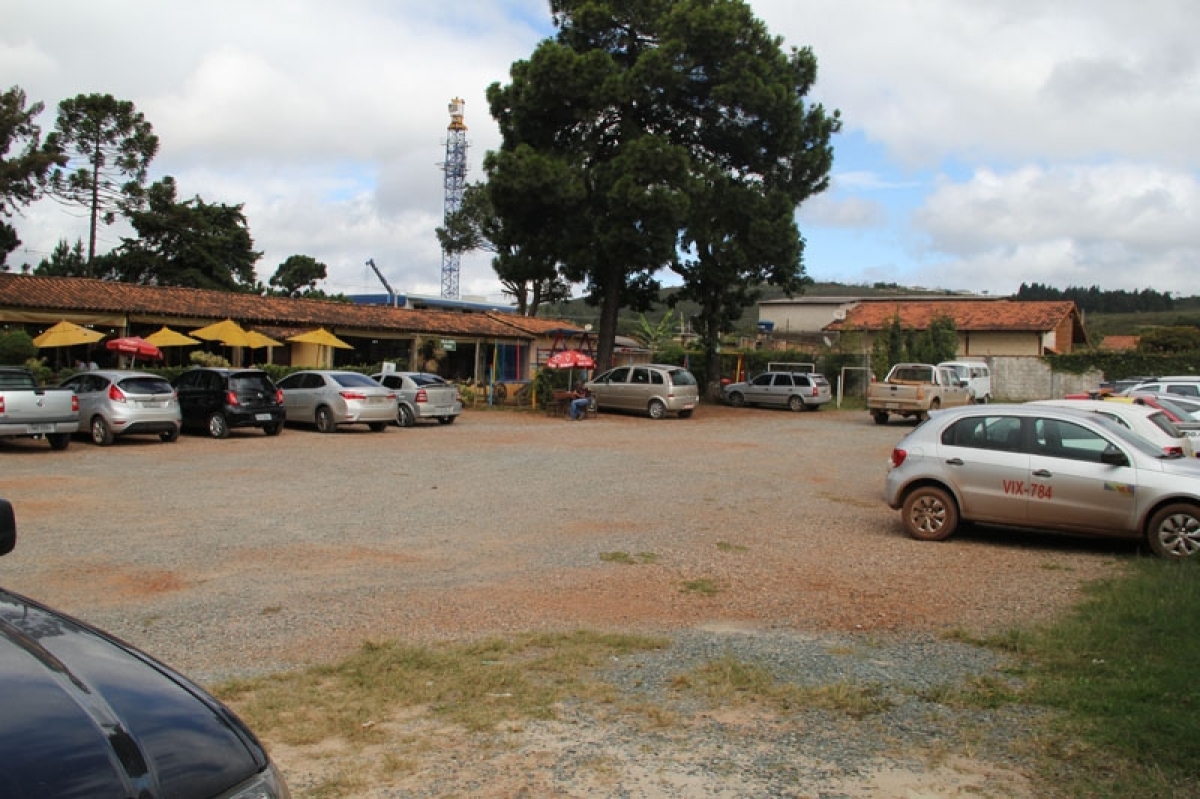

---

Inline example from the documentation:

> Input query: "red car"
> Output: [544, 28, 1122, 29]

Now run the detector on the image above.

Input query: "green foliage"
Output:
[0, 329, 36, 365]
[868, 313, 958, 377]
[869, 315, 907, 378]
[1136, 325, 1200, 354]
[1, 86, 66, 265]
[49, 92, 158, 263]
[268, 254, 328, 297]
[33, 238, 88, 277]
[1017, 281, 1175, 313]
[1045, 350, 1200, 378]
[631, 309, 677, 359]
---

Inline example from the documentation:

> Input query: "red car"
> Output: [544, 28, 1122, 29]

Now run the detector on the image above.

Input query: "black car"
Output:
[0, 498, 291, 797]
[173, 368, 285, 438]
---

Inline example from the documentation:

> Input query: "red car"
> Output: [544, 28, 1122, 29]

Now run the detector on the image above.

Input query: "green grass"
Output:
[989, 558, 1200, 796]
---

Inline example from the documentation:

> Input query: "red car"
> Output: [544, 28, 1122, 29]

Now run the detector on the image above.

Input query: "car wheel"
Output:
[90, 416, 114, 446]
[728, 392, 745, 407]
[369, 422, 388, 432]
[47, 433, 70, 451]
[901, 485, 958, 541]
[160, 427, 180, 443]
[647, 399, 666, 420]
[787, 395, 804, 412]
[873, 411, 889, 425]
[1146, 503, 1200, 558]
[262, 422, 282, 437]
[437, 416, 455, 425]
[315, 406, 337, 434]
[207, 412, 229, 439]
[398, 405, 416, 428]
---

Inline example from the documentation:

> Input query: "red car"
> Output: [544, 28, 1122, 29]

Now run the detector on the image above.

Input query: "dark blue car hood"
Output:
[0, 588, 268, 798]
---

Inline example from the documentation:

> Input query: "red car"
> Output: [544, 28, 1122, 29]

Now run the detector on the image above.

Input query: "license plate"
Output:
[435, 406, 453, 414]
[682, 403, 695, 410]
[28, 423, 52, 434]
[140, 400, 167, 408]
[255, 413, 273, 421]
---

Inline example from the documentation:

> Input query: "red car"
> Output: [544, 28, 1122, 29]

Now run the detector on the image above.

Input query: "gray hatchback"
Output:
[59, 369, 181, 445]
[585, 364, 699, 419]
[885, 403, 1200, 557]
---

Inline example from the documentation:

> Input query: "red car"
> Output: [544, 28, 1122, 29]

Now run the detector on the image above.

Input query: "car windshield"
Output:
[669, 369, 697, 386]
[230, 374, 273, 392]
[118, 377, 173, 394]
[410, 374, 448, 387]
[333, 373, 379, 388]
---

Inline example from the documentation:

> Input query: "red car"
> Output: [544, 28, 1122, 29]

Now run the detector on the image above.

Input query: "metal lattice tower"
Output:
[440, 98, 468, 299]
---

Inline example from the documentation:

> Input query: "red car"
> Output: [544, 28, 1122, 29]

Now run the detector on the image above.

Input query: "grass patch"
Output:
[214, 630, 668, 744]
[599, 550, 658, 564]
[680, 578, 719, 596]
[715, 541, 747, 553]
[993, 558, 1200, 796]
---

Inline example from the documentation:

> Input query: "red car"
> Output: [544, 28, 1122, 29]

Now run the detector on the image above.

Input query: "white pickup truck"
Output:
[0, 366, 80, 450]
[867, 362, 973, 425]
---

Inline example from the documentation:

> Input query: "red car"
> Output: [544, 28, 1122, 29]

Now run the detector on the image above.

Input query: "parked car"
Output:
[721, 371, 832, 411]
[885, 404, 1200, 558]
[0, 497, 292, 797]
[277, 370, 397, 433]
[586, 364, 699, 419]
[0, 365, 78, 450]
[173, 368, 285, 439]
[1031, 398, 1193, 458]
[370, 371, 462, 427]
[1124, 376, 1200, 398]
[60, 369, 181, 445]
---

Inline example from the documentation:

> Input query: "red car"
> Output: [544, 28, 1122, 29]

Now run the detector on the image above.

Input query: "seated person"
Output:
[568, 381, 591, 421]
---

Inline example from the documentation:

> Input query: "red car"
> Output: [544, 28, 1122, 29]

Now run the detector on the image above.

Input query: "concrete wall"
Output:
[989, 356, 1102, 401]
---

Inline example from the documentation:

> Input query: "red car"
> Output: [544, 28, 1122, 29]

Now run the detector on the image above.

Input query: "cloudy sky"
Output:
[4, 1, 1198, 302]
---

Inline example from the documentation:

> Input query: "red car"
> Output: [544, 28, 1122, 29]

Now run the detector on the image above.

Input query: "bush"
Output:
[0, 330, 37, 365]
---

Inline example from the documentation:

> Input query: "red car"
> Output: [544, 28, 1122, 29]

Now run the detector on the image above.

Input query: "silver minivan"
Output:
[586, 364, 699, 419]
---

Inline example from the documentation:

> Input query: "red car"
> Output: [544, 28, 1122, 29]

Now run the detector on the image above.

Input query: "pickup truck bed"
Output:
[0, 367, 80, 450]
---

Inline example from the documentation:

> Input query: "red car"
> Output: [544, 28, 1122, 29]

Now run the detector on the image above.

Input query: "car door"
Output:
[62, 374, 102, 420]
[592, 367, 630, 409]
[742, 373, 775, 406]
[1026, 416, 1139, 535]
[936, 414, 1031, 525]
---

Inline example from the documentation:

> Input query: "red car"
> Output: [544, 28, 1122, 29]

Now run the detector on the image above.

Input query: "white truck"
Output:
[0, 366, 80, 449]
[867, 362, 973, 425]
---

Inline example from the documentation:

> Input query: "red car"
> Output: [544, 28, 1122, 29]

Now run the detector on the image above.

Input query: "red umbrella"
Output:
[105, 336, 163, 362]
[545, 349, 595, 369]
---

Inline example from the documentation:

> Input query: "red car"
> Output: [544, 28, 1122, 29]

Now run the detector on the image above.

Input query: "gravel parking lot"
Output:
[1, 403, 1129, 796]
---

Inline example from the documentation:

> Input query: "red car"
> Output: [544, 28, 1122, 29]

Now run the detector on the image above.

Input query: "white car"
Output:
[1029, 399, 1193, 458]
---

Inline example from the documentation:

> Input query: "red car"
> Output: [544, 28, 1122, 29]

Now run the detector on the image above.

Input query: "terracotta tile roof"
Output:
[824, 299, 1081, 333]
[0, 273, 544, 339]
[1100, 335, 1140, 351]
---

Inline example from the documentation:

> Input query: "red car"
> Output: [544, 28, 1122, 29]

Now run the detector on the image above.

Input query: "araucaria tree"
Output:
[486, 0, 839, 376]
[49, 93, 158, 266]
[0, 86, 66, 266]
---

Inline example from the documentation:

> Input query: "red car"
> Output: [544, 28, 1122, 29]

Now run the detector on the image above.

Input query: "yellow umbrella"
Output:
[144, 325, 200, 347]
[288, 327, 352, 349]
[190, 319, 255, 347]
[32, 320, 106, 348]
[244, 330, 282, 348]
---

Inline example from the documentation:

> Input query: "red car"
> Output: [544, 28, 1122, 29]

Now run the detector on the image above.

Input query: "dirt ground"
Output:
[0, 402, 1131, 796]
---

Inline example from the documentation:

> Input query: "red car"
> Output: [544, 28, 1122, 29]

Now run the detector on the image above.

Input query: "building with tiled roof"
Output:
[822, 299, 1087, 356]
[0, 273, 584, 383]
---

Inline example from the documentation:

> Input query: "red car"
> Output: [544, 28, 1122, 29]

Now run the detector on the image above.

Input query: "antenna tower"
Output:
[440, 98, 468, 299]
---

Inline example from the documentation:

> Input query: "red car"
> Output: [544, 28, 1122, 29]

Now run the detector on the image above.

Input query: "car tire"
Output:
[647, 399, 666, 420]
[1146, 502, 1200, 558]
[90, 416, 114, 446]
[397, 405, 416, 428]
[47, 433, 70, 451]
[873, 411, 889, 425]
[315, 406, 337, 434]
[262, 422, 282, 437]
[369, 422, 388, 432]
[207, 412, 229, 439]
[728, 392, 745, 408]
[437, 416, 455, 425]
[787, 395, 804, 412]
[901, 485, 958, 541]
[160, 427, 180, 443]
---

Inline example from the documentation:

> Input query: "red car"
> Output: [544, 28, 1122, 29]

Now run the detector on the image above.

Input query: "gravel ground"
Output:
[0, 402, 1131, 796]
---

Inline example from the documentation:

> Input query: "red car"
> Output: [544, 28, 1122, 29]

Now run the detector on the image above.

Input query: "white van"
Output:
[937, 361, 992, 403]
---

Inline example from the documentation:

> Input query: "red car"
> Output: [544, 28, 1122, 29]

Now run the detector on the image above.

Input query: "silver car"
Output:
[370, 372, 462, 427]
[586, 364, 699, 419]
[59, 369, 181, 445]
[721, 371, 832, 411]
[277, 370, 397, 433]
[885, 403, 1200, 558]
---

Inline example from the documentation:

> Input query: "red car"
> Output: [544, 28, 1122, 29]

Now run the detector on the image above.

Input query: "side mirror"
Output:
[1099, 446, 1130, 467]
[0, 498, 15, 557]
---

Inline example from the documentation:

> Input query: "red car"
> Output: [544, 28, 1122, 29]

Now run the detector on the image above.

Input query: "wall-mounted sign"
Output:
[441, 339, 456, 351]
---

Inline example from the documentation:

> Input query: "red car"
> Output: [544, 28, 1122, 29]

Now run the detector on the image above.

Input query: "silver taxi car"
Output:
[885, 404, 1200, 558]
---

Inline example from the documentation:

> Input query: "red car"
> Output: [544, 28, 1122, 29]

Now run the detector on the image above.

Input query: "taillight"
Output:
[71, 395, 79, 412]
[890, 448, 908, 467]
[108, 384, 127, 403]
[0, 397, 5, 413]
[225, 390, 240, 407]
[414, 389, 428, 403]
[1166, 446, 1184, 457]
[340, 391, 368, 401]
[275, 389, 284, 404]
[810, 386, 818, 397]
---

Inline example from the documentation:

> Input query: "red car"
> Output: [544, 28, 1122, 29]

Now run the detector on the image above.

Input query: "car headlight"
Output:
[217, 763, 291, 799]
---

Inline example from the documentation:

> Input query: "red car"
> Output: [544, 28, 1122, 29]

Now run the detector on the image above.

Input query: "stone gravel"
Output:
[0, 402, 1130, 796]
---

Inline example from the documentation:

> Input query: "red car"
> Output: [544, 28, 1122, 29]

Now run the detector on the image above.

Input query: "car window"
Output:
[750, 374, 772, 387]
[1167, 384, 1200, 397]
[670, 369, 698, 386]
[118, 377, 173, 394]
[941, 415, 1023, 451]
[410, 374, 448, 387]
[813, 375, 830, 387]
[1145, 411, 1183, 438]
[1033, 418, 1115, 463]
[333, 373, 378, 388]
[650, 370, 664, 385]
[278, 373, 303, 389]
[604, 368, 630, 383]
[230, 373, 273, 393]
[631, 369, 649, 385]
[773, 374, 794, 387]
